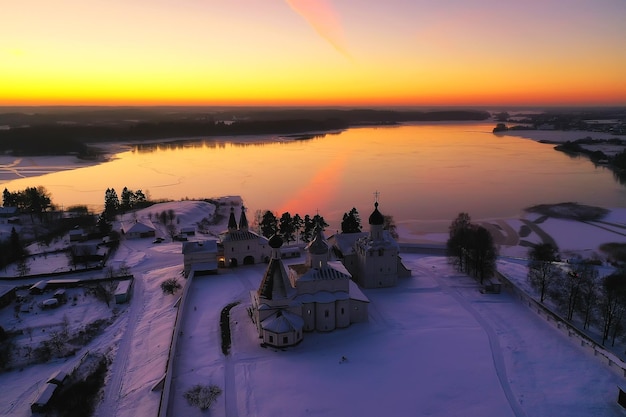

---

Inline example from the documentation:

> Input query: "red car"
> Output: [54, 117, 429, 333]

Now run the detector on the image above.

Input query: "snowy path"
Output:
[95, 269, 144, 417]
[224, 351, 239, 417]
[427, 263, 527, 417]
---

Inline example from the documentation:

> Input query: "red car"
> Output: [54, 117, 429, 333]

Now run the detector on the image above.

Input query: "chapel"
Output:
[330, 200, 411, 288]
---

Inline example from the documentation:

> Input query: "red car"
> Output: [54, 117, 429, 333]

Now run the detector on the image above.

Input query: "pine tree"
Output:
[341, 207, 362, 233]
[104, 188, 120, 220]
[120, 187, 133, 212]
[279, 212, 296, 244]
[260, 211, 278, 238]
[301, 215, 314, 243]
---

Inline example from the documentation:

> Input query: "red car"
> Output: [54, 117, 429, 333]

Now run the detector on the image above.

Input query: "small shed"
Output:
[115, 279, 133, 304]
[180, 226, 196, 236]
[31, 383, 58, 413]
[0, 285, 16, 308]
[69, 228, 87, 242]
[47, 370, 68, 386]
[29, 280, 47, 295]
[53, 289, 67, 303]
[42, 298, 59, 309]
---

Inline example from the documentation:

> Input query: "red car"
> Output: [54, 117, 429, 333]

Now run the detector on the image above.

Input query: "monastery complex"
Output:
[183, 200, 411, 348]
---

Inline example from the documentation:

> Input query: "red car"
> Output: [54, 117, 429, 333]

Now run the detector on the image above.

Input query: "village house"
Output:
[122, 221, 156, 239]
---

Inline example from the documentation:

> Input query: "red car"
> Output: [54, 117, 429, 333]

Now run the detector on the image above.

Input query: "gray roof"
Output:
[290, 261, 351, 282]
[261, 310, 304, 334]
[221, 229, 266, 243]
[124, 221, 155, 234]
[0, 285, 16, 298]
[258, 258, 293, 300]
[295, 290, 349, 303]
[182, 240, 218, 254]
[330, 232, 367, 256]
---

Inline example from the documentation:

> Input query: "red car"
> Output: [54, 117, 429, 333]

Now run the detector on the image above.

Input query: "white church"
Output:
[249, 199, 412, 348]
[219, 205, 269, 267]
[330, 200, 411, 288]
[250, 226, 370, 348]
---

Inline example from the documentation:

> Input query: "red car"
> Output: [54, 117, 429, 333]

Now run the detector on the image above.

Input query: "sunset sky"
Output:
[2, 0, 626, 107]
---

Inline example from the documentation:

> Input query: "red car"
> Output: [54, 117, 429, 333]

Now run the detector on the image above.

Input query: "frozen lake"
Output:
[2, 122, 625, 235]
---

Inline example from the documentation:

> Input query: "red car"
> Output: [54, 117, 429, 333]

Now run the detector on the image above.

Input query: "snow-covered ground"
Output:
[3, 197, 626, 416]
[164, 255, 626, 417]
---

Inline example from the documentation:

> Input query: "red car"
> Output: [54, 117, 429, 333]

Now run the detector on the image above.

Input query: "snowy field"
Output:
[165, 256, 626, 417]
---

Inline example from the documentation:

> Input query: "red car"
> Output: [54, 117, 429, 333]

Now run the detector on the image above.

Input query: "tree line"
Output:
[256, 211, 328, 244]
[526, 242, 626, 346]
[103, 187, 149, 220]
[255, 207, 397, 242]
[0, 108, 491, 157]
[446, 213, 498, 284]
[3, 186, 54, 220]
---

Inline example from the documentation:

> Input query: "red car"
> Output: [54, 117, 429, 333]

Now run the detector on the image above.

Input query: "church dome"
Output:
[269, 234, 283, 249]
[307, 227, 328, 255]
[368, 202, 384, 225]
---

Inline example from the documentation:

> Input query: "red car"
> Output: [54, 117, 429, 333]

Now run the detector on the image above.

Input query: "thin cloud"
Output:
[285, 0, 351, 59]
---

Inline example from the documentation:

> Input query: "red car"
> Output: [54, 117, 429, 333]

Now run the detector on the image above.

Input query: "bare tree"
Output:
[118, 262, 131, 277]
[161, 278, 182, 295]
[578, 265, 601, 329]
[16, 257, 30, 277]
[184, 384, 222, 411]
[447, 213, 472, 273]
[559, 260, 597, 321]
[49, 331, 66, 356]
[599, 273, 626, 346]
[527, 243, 561, 303]
[167, 224, 178, 240]
[94, 281, 117, 307]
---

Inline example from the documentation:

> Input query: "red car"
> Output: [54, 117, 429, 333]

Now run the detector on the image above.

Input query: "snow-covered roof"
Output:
[258, 257, 295, 300]
[221, 229, 267, 243]
[294, 290, 349, 303]
[182, 240, 218, 255]
[356, 230, 399, 251]
[348, 280, 370, 303]
[329, 232, 367, 255]
[261, 310, 304, 334]
[0, 206, 18, 216]
[0, 284, 16, 298]
[124, 221, 156, 234]
[290, 262, 351, 282]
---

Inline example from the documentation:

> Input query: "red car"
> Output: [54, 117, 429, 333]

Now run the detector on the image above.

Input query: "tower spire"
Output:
[227, 207, 237, 231]
[239, 205, 249, 231]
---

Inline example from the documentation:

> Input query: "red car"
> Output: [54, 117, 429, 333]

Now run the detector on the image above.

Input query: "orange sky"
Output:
[2, 0, 625, 107]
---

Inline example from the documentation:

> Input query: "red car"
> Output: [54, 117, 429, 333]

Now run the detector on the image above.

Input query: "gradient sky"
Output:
[2, 0, 626, 107]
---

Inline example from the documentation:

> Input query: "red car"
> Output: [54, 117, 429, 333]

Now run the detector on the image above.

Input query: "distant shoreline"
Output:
[3, 125, 624, 185]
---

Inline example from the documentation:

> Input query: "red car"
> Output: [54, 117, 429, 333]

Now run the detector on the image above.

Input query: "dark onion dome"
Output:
[368, 202, 384, 225]
[269, 234, 283, 249]
[308, 226, 329, 255]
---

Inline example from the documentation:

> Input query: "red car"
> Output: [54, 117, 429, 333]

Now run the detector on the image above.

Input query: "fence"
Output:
[495, 270, 626, 378]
